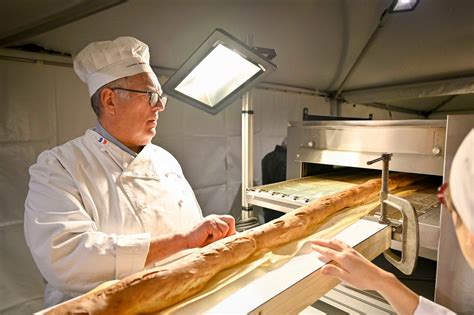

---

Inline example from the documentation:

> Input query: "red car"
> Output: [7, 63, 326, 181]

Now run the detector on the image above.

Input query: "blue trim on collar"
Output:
[94, 122, 137, 157]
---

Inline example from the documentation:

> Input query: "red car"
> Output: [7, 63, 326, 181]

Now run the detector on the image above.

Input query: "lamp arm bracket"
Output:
[253, 46, 277, 60]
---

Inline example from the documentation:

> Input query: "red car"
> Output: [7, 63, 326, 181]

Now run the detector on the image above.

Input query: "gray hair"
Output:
[90, 77, 130, 118]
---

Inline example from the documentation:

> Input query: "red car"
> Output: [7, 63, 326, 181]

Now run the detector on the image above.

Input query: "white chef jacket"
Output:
[414, 296, 456, 315]
[24, 129, 203, 306]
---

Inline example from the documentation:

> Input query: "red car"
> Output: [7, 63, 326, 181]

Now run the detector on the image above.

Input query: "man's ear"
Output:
[101, 88, 116, 116]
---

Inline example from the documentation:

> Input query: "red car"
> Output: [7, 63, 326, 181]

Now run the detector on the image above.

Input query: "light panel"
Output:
[163, 28, 276, 115]
[175, 44, 262, 107]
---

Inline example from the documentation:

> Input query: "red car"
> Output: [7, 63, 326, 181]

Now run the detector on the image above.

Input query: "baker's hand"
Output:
[311, 239, 388, 291]
[185, 214, 236, 248]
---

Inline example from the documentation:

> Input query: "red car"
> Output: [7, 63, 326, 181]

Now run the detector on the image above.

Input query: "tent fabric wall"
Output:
[0, 52, 420, 313]
[0, 60, 60, 314]
[0, 58, 95, 314]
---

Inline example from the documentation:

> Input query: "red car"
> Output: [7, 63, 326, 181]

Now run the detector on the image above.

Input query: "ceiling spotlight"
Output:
[390, 0, 420, 13]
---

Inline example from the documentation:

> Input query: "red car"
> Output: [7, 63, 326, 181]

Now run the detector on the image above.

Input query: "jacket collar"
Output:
[94, 122, 138, 157]
[86, 129, 158, 179]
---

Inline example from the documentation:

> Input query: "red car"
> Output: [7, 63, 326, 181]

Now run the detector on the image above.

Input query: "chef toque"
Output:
[449, 129, 474, 233]
[73, 36, 156, 96]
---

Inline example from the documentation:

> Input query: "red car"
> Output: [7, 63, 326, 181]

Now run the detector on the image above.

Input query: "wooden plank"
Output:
[249, 224, 391, 315]
[198, 220, 392, 314]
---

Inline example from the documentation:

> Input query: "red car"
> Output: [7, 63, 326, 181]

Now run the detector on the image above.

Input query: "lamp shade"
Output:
[163, 28, 277, 115]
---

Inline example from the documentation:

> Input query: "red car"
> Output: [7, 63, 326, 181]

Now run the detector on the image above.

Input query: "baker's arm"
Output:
[145, 214, 236, 266]
[311, 239, 454, 315]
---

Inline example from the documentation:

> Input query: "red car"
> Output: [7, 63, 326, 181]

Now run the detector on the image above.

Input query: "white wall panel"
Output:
[194, 184, 228, 216]
[152, 134, 186, 168]
[225, 135, 242, 186]
[0, 143, 50, 222]
[0, 61, 57, 142]
[0, 223, 44, 314]
[224, 99, 243, 136]
[183, 101, 226, 136]
[55, 66, 95, 144]
[155, 98, 185, 137]
[0, 60, 61, 313]
[180, 136, 227, 190]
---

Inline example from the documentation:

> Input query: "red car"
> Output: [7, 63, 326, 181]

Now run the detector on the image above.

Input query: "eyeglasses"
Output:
[437, 182, 457, 214]
[111, 87, 167, 108]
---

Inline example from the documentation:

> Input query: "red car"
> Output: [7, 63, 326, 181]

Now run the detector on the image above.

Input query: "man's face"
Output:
[106, 72, 165, 150]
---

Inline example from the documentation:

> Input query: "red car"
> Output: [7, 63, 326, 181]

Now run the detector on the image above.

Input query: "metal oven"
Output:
[246, 115, 473, 312]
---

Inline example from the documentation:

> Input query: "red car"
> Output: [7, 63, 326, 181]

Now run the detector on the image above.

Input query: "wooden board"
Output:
[170, 219, 391, 314]
[250, 222, 391, 315]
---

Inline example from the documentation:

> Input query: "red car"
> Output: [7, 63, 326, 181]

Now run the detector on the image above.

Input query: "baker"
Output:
[24, 36, 236, 307]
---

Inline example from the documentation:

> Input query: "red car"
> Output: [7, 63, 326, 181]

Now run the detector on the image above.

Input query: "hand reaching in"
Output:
[311, 239, 388, 291]
[312, 239, 424, 315]
[185, 214, 236, 248]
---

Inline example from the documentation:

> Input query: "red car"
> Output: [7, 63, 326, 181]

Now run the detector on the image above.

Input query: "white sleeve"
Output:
[414, 296, 456, 315]
[24, 152, 150, 296]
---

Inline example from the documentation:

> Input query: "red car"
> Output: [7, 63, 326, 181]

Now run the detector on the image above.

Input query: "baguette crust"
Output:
[44, 173, 422, 314]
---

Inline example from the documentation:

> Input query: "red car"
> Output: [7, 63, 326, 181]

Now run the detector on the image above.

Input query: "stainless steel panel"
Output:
[295, 149, 443, 175]
[287, 120, 446, 176]
[287, 124, 304, 179]
[300, 126, 444, 155]
[435, 115, 474, 313]
[418, 208, 441, 251]
[289, 120, 446, 128]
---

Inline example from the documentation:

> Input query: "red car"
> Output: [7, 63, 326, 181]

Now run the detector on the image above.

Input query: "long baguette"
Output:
[43, 173, 422, 314]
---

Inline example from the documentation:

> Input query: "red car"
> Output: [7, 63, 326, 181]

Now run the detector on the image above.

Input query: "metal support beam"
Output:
[0, 0, 128, 47]
[424, 95, 457, 117]
[365, 102, 424, 116]
[256, 82, 328, 97]
[342, 75, 474, 104]
[330, 98, 341, 117]
[236, 35, 259, 231]
[334, 7, 390, 100]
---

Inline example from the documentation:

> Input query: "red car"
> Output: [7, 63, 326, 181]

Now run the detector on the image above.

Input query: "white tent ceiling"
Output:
[1, 0, 473, 116]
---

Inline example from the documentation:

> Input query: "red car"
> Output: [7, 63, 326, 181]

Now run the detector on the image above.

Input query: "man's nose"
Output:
[153, 102, 165, 112]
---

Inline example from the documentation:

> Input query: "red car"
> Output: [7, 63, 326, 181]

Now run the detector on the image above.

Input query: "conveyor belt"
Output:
[248, 169, 439, 215]
[247, 170, 441, 258]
